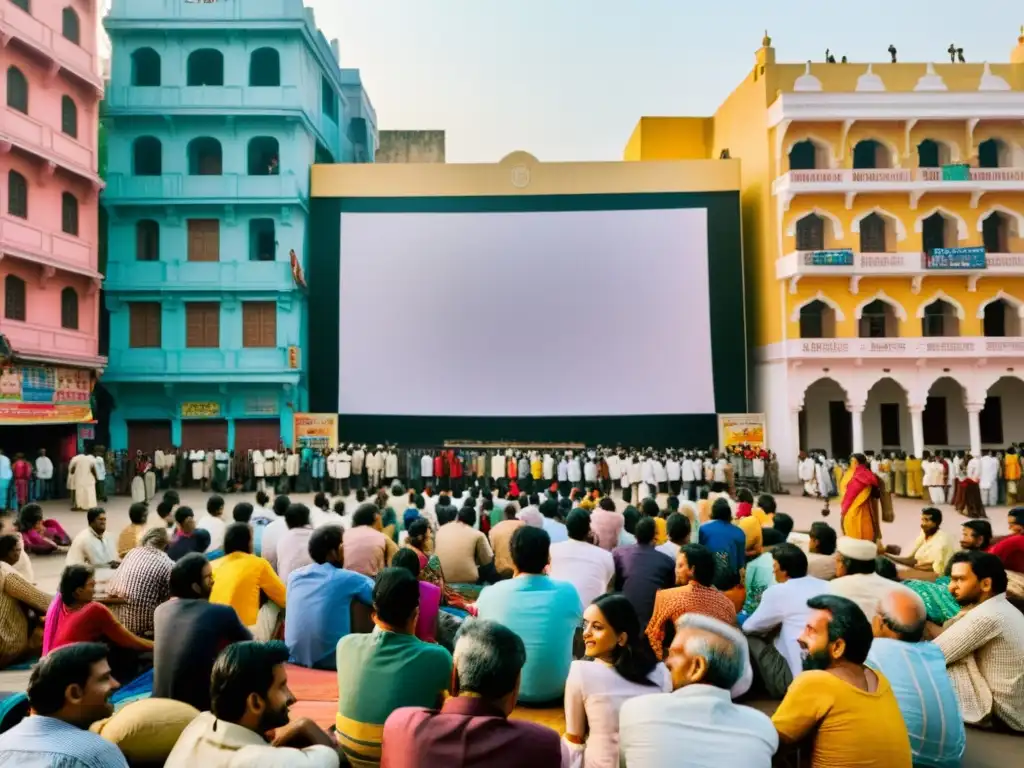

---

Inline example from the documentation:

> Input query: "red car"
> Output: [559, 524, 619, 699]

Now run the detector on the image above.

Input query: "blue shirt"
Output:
[698, 519, 747, 574]
[0, 715, 128, 768]
[475, 574, 582, 703]
[542, 517, 569, 544]
[285, 562, 374, 670]
[866, 638, 966, 768]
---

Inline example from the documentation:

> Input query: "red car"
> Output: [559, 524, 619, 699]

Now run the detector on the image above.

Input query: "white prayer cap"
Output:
[837, 536, 877, 562]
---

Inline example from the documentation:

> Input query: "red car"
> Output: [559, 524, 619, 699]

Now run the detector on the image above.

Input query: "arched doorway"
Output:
[795, 213, 826, 251]
[789, 139, 829, 170]
[921, 299, 960, 337]
[922, 211, 958, 253]
[859, 299, 899, 338]
[978, 138, 1010, 169]
[923, 377, 967, 450]
[799, 378, 852, 459]
[982, 298, 1022, 337]
[799, 300, 837, 338]
[864, 377, 910, 454]
[982, 211, 1010, 253]
[981, 376, 1024, 447]
[853, 139, 893, 169]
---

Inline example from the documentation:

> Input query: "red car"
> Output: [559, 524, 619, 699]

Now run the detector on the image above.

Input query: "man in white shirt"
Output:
[567, 453, 582, 490]
[549, 509, 614, 608]
[619, 613, 778, 767]
[196, 495, 228, 554]
[67, 507, 119, 570]
[681, 454, 696, 501]
[350, 446, 365, 489]
[165, 640, 340, 768]
[542, 453, 555, 483]
[665, 454, 681, 496]
[829, 536, 916, 620]
[742, 543, 829, 697]
[979, 450, 1000, 507]
[582, 457, 597, 487]
[91, 448, 108, 503]
[798, 452, 816, 496]
[34, 449, 54, 501]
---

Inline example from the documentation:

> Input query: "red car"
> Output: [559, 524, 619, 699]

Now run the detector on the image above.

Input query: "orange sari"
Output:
[840, 460, 881, 542]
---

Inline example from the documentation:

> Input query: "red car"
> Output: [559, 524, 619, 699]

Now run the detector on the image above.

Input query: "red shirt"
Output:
[52, 602, 151, 652]
[448, 451, 463, 479]
[989, 534, 1024, 573]
[433, 455, 445, 478]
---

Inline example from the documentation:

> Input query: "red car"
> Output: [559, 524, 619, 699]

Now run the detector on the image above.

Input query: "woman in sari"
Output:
[404, 517, 476, 614]
[11, 454, 31, 508]
[839, 454, 881, 543]
[18, 504, 70, 555]
[374, 488, 398, 543]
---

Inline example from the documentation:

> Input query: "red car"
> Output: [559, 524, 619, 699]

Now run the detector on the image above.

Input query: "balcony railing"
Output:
[104, 85, 307, 113]
[105, 347, 299, 379]
[776, 250, 1024, 281]
[2, 319, 104, 366]
[773, 167, 1024, 196]
[767, 337, 1024, 361]
[0, 215, 98, 276]
[1, 106, 99, 180]
[0, 3, 101, 87]
[103, 173, 305, 205]
[104, 260, 294, 292]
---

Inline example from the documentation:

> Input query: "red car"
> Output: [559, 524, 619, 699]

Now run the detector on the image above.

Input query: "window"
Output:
[321, 76, 337, 122]
[922, 301, 958, 338]
[853, 139, 889, 169]
[788, 140, 818, 171]
[922, 396, 948, 446]
[917, 140, 940, 169]
[60, 287, 78, 330]
[129, 302, 161, 348]
[7, 170, 27, 218]
[247, 137, 280, 175]
[980, 396, 1003, 445]
[187, 219, 220, 262]
[249, 219, 276, 261]
[6, 66, 28, 114]
[249, 48, 280, 86]
[982, 299, 1021, 337]
[3, 275, 26, 321]
[186, 302, 220, 348]
[187, 138, 222, 176]
[978, 139, 1004, 169]
[795, 215, 824, 251]
[133, 136, 162, 176]
[61, 7, 80, 44]
[60, 95, 78, 138]
[187, 49, 224, 87]
[242, 302, 277, 348]
[859, 300, 891, 338]
[982, 212, 1008, 253]
[131, 48, 161, 86]
[10, 0, 29, 12]
[799, 301, 829, 339]
[880, 403, 901, 447]
[136, 220, 159, 261]
[61, 192, 79, 236]
[921, 213, 948, 253]
[859, 213, 887, 253]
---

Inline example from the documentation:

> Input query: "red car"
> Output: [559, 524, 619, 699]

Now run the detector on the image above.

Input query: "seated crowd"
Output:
[0, 477, 1023, 768]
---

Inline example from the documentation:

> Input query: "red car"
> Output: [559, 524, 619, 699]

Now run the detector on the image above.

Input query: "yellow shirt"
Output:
[908, 530, 956, 574]
[210, 551, 286, 626]
[773, 669, 912, 768]
[1006, 454, 1021, 481]
[653, 517, 668, 546]
[736, 516, 763, 554]
[750, 506, 774, 528]
[530, 460, 543, 480]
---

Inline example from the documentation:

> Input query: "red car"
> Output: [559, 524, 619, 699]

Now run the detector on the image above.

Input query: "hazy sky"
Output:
[306, 1, 1022, 163]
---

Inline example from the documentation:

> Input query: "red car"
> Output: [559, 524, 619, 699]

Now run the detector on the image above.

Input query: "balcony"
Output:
[2, 320, 105, 368]
[0, 215, 99, 278]
[104, 260, 294, 293]
[760, 336, 1024, 363]
[104, 85, 308, 114]
[105, 347, 300, 382]
[1, 106, 100, 183]
[777, 250, 1024, 294]
[773, 167, 1024, 209]
[0, 3, 101, 89]
[103, 173, 306, 207]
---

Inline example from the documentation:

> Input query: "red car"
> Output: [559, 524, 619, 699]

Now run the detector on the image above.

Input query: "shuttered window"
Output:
[186, 302, 220, 348]
[61, 192, 79, 235]
[242, 302, 277, 348]
[61, 95, 78, 138]
[187, 219, 219, 262]
[60, 287, 79, 329]
[4, 276, 26, 321]
[129, 303, 161, 348]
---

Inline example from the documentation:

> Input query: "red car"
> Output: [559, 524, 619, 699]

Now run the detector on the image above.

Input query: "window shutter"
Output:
[61, 288, 79, 330]
[186, 303, 219, 348]
[62, 193, 79, 236]
[4, 276, 26, 321]
[130, 303, 161, 348]
[187, 220, 219, 262]
[242, 302, 276, 348]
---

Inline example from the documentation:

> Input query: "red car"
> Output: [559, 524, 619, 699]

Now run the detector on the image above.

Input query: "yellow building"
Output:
[626, 30, 1024, 479]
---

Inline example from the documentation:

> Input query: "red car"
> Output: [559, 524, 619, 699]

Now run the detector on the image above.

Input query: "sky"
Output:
[101, 1, 1024, 163]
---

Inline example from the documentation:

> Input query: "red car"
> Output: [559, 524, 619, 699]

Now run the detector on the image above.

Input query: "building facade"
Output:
[101, 0, 376, 455]
[627, 30, 1024, 480]
[0, 0, 105, 456]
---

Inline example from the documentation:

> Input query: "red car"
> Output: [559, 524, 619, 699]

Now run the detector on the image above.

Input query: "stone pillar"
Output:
[910, 406, 925, 458]
[851, 404, 865, 454]
[967, 403, 983, 457]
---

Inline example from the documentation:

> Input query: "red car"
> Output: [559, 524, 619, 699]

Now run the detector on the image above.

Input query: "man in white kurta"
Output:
[798, 454, 817, 497]
[68, 452, 97, 511]
[980, 452, 1000, 507]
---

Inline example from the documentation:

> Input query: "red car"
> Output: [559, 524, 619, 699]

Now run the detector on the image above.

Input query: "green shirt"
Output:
[742, 551, 776, 615]
[336, 627, 452, 767]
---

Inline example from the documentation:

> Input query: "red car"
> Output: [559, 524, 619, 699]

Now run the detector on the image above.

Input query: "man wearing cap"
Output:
[829, 536, 916, 620]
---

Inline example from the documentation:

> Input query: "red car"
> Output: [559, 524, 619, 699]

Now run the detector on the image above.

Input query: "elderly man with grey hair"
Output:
[619, 614, 777, 767]
[381, 618, 568, 767]
[866, 589, 966, 768]
[105, 525, 174, 637]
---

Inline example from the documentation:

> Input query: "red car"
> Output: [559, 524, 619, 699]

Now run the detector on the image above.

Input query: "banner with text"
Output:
[0, 365, 93, 424]
[805, 249, 854, 267]
[293, 413, 338, 450]
[926, 247, 986, 270]
[718, 413, 767, 450]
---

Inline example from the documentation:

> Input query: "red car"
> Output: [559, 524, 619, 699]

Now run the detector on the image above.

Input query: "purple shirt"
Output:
[612, 544, 676, 628]
[416, 580, 441, 643]
[590, 509, 624, 551]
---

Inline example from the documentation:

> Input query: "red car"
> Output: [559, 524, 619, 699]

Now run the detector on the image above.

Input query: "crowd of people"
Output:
[0, 446, 1022, 766]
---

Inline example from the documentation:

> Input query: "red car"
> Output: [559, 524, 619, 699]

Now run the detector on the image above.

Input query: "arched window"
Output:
[978, 139, 1008, 169]
[859, 300, 896, 338]
[983, 212, 1009, 254]
[983, 299, 1022, 338]
[131, 48, 161, 86]
[795, 214, 825, 251]
[60, 287, 79, 330]
[7, 171, 28, 218]
[788, 140, 819, 171]
[922, 212, 951, 253]
[922, 300, 959, 338]
[187, 138, 223, 176]
[62, 7, 80, 45]
[6, 66, 28, 114]
[917, 140, 941, 168]
[136, 220, 160, 261]
[853, 139, 891, 170]
[249, 48, 281, 87]
[61, 95, 78, 138]
[187, 49, 224, 86]
[61, 192, 79, 236]
[799, 300, 836, 339]
[4, 276, 26, 321]
[860, 213, 888, 253]
[133, 137, 162, 176]
[247, 137, 280, 175]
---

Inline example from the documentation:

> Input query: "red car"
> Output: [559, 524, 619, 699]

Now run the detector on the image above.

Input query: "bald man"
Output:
[866, 590, 965, 768]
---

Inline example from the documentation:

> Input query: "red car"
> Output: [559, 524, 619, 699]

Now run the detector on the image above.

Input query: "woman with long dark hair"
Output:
[563, 593, 670, 767]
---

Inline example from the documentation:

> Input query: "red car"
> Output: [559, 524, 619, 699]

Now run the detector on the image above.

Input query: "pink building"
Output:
[0, 0, 104, 455]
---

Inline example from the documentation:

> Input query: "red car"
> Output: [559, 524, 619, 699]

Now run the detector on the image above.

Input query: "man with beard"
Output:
[772, 594, 912, 767]
[153, 554, 250, 711]
[165, 640, 340, 767]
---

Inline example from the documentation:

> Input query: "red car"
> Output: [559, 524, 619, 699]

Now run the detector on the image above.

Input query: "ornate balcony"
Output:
[759, 336, 1024, 363]
[105, 347, 300, 382]
[1, 105, 101, 184]
[0, 2, 102, 89]
[103, 173, 306, 208]
[2, 319, 106, 368]
[0, 214, 99, 278]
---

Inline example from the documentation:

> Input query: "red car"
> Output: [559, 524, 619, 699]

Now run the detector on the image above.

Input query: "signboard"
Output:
[181, 402, 221, 418]
[0, 365, 93, 424]
[293, 413, 338, 450]
[77, 423, 96, 453]
[926, 247, 986, 270]
[805, 249, 854, 267]
[718, 413, 767, 450]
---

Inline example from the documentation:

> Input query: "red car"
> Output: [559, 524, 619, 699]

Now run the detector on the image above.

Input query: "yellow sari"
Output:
[839, 460, 881, 542]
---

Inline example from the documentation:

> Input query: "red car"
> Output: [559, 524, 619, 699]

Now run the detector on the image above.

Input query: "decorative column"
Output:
[910, 405, 925, 458]
[967, 403, 983, 457]
[850, 403, 865, 454]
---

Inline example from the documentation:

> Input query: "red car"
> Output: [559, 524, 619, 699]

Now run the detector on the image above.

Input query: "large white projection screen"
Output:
[337, 208, 714, 417]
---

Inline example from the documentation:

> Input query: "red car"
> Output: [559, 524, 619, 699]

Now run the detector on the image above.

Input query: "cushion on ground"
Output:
[90, 698, 199, 765]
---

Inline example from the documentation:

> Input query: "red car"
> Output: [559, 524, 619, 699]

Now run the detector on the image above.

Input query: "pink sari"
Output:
[42, 597, 71, 656]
